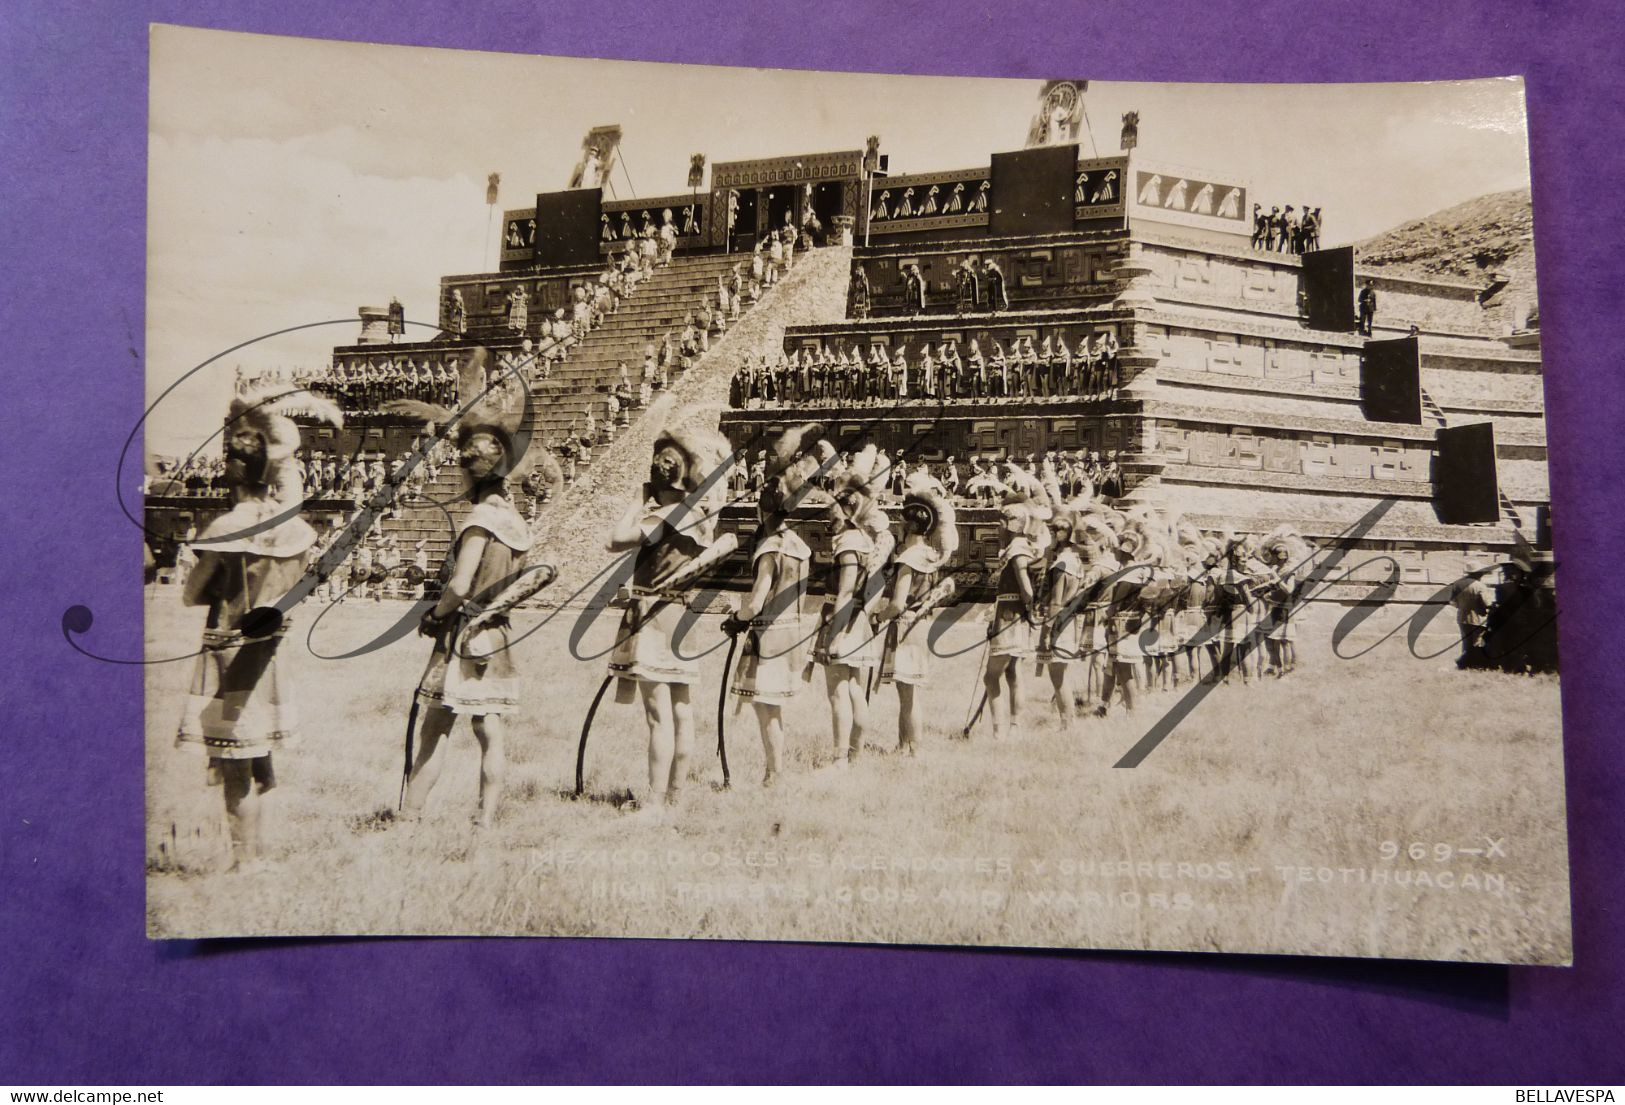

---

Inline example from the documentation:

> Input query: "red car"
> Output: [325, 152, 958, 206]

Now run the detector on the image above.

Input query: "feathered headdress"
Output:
[764, 422, 829, 512]
[900, 469, 959, 570]
[227, 381, 343, 463]
[1173, 518, 1208, 570]
[1259, 524, 1311, 568]
[628, 406, 731, 548]
[197, 382, 341, 556]
[998, 461, 1052, 547]
[1075, 513, 1116, 551]
[1175, 518, 1204, 551]
[653, 421, 731, 498]
[1000, 461, 1046, 508]
[225, 381, 343, 505]
[832, 443, 888, 508]
[383, 346, 543, 482]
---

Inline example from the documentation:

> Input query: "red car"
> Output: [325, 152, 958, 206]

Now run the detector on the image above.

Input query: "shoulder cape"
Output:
[458, 497, 534, 553]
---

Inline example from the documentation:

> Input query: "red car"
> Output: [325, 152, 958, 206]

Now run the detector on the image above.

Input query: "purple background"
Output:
[3, 0, 1622, 1084]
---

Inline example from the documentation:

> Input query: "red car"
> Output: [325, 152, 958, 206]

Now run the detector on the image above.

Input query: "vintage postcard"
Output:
[142, 25, 1567, 963]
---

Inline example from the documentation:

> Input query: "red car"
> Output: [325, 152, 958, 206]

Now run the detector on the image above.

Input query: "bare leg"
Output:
[846, 667, 870, 759]
[1098, 659, 1137, 715]
[402, 706, 457, 816]
[754, 702, 783, 783]
[1007, 657, 1025, 738]
[824, 664, 851, 764]
[986, 655, 1011, 740]
[1096, 662, 1116, 716]
[668, 684, 694, 802]
[897, 683, 921, 753]
[1074, 655, 1095, 712]
[640, 680, 675, 805]
[1048, 662, 1072, 721]
[469, 714, 506, 827]
[220, 759, 262, 869]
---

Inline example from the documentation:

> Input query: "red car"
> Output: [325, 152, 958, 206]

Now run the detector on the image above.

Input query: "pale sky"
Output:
[146, 24, 1531, 455]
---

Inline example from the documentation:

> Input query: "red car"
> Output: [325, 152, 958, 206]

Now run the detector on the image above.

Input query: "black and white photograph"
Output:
[142, 26, 1566, 964]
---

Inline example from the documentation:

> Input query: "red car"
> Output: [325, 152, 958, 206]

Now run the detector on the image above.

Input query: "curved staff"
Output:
[574, 674, 615, 797]
[722, 424, 823, 786]
[174, 382, 342, 870]
[714, 635, 737, 789]
[959, 637, 991, 740]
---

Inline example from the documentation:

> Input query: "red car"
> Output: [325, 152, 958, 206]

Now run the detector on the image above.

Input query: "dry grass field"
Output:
[144, 587, 1570, 964]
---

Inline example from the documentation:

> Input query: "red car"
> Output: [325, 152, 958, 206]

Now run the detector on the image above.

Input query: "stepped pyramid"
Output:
[145, 140, 1550, 610]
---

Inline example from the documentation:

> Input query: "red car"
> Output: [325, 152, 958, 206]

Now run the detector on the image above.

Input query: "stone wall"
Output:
[1140, 233, 1493, 336]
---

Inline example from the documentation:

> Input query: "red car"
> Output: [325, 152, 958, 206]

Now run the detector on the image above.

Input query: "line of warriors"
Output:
[595, 427, 1311, 816]
[1250, 204, 1323, 254]
[850, 257, 1011, 320]
[294, 359, 463, 415]
[170, 351, 1310, 862]
[727, 333, 1123, 409]
[968, 465, 1310, 738]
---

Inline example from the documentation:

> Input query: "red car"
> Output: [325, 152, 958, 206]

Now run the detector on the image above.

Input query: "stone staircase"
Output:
[536, 242, 855, 599]
[373, 248, 839, 569]
[517, 251, 753, 445]
[1497, 488, 1526, 531]
[1419, 386, 1449, 429]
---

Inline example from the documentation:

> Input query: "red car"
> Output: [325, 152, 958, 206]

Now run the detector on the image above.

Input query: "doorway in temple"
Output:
[728, 187, 759, 253]
[806, 181, 844, 244]
[765, 185, 796, 243]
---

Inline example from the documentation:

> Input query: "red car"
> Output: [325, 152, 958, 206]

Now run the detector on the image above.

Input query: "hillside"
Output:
[1356, 188, 1537, 331]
